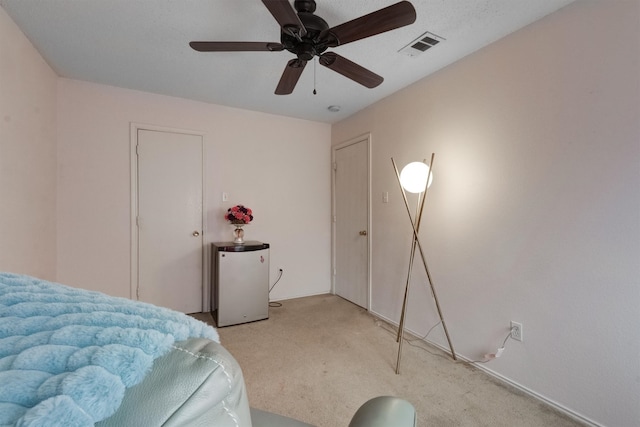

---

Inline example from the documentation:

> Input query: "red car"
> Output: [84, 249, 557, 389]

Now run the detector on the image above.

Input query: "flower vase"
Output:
[232, 224, 245, 244]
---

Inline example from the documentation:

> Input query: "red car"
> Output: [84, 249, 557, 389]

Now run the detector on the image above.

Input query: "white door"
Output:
[136, 129, 203, 313]
[334, 137, 369, 308]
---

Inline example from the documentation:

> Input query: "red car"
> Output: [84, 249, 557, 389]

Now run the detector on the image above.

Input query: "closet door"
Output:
[136, 129, 203, 313]
[334, 136, 369, 308]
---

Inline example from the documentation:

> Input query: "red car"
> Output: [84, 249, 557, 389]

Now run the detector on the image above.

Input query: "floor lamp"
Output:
[392, 154, 456, 375]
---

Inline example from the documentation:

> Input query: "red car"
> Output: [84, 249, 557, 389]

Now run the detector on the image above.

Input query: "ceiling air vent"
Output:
[399, 31, 445, 57]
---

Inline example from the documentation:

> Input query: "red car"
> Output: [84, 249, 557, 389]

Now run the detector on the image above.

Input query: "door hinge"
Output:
[333, 215, 337, 223]
[332, 162, 337, 171]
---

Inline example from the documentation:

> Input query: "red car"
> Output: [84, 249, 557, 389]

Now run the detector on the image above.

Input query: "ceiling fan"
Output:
[190, 0, 416, 95]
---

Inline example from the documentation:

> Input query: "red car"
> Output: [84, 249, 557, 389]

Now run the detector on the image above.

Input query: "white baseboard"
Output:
[369, 309, 602, 427]
[466, 357, 602, 427]
[269, 290, 331, 303]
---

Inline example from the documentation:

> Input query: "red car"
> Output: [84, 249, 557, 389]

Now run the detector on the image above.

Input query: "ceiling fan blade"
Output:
[319, 52, 383, 88]
[275, 59, 307, 95]
[323, 1, 416, 47]
[262, 0, 307, 38]
[189, 41, 284, 52]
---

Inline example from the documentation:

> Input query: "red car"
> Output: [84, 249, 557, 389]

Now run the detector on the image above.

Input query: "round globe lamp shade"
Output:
[400, 162, 433, 193]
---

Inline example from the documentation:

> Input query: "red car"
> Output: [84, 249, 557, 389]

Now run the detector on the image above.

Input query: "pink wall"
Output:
[56, 79, 332, 301]
[0, 7, 57, 279]
[1, 1, 331, 302]
[332, 2, 639, 426]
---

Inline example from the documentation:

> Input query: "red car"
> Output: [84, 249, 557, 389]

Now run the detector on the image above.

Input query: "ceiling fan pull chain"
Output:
[313, 58, 317, 95]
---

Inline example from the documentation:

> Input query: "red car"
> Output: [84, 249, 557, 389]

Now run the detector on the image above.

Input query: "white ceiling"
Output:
[1, 0, 575, 123]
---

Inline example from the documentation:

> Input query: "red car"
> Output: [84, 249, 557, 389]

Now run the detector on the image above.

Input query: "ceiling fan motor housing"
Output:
[294, 0, 316, 13]
[281, 1, 329, 60]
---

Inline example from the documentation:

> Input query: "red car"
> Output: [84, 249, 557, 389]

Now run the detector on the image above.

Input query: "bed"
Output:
[0, 273, 415, 427]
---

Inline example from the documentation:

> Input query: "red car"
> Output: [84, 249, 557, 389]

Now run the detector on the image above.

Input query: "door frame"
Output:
[130, 123, 209, 311]
[331, 133, 372, 309]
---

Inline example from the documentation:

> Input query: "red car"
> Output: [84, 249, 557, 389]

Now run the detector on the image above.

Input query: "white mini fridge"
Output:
[211, 241, 269, 327]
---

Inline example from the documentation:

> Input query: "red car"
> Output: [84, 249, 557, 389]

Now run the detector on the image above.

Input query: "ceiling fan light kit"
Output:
[190, 0, 416, 95]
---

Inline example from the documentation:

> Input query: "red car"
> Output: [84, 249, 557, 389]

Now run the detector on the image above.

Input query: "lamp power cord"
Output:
[269, 268, 283, 307]
[470, 326, 517, 364]
[377, 319, 518, 364]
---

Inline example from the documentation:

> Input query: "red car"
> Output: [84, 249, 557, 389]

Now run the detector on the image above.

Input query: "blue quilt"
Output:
[0, 273, 219, 426]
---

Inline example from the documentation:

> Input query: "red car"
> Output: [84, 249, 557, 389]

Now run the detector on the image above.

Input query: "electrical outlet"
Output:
[510, 321, 523, 342]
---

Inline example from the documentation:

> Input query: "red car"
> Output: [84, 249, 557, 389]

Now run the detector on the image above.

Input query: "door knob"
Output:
[192, 231, 200, 237]
[359, 230, 367, 236]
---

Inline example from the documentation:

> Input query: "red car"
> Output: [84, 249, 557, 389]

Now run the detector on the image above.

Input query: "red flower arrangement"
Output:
[225, 204, 254, 225]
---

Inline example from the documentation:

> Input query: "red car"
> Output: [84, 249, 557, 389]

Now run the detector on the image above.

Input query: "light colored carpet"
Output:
[194, 294, 583, 427]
